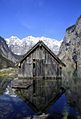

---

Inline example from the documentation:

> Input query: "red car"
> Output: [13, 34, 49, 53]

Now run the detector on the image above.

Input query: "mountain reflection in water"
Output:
[47, 94, 80, 118]
[0, 94, 36, 119]
[0, 92, 80, 119]
[0, 73, 80, 119]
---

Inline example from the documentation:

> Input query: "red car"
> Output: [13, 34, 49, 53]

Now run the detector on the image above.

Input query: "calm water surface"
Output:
[0, 92, 80, 119]
[0, 75, 80, 119]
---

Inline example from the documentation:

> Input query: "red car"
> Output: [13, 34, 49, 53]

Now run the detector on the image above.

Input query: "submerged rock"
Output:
[23, 113, 48, 119]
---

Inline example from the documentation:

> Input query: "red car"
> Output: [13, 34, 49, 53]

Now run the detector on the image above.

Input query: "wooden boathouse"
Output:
[18, 40, 65, 79]
[12, 40, 66, 111]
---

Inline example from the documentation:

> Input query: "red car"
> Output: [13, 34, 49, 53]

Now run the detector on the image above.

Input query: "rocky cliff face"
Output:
[0, 36, 21, 63]
[59, 16, 81, 75]
[0, 54, 14, 69]
[58, 16, 81, 113]
[0, 37, 22, 68]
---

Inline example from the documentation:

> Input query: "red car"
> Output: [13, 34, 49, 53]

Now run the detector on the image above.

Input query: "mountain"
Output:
[0, 37, 14, 68]
[0, 37, 21, 67]
[58, 16, 81, 76]
[0, 54, 15, 69]
[58, 16, 81, 113]
[5, 36, 62, 55]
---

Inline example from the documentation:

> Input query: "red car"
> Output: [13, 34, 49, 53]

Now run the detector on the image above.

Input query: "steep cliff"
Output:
[0, 54, 14, 69]
[59, 16, 81, 75]
[0, 36, 21, 63]
[58, 16, 81, 113]
[0, 36, 22, 68]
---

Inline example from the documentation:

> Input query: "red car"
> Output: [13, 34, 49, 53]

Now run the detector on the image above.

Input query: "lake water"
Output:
[0, 75, 81, 119]
[0, 94, 36, 119]
[0, 89, 80, 119]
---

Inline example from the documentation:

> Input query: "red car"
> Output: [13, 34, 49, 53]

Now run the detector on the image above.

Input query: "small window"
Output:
[40, 45, 42, 49]
[33, 59, 36, 68]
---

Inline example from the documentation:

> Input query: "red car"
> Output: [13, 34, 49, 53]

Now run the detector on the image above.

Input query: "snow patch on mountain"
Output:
[6, 36, 22, 46]
[5, 36, 62, 55]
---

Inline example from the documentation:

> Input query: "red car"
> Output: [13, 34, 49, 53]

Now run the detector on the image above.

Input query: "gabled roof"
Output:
[19, 41, 66, 67]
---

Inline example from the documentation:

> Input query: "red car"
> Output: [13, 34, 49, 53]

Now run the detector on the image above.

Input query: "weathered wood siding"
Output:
[18, 46, 62, 78]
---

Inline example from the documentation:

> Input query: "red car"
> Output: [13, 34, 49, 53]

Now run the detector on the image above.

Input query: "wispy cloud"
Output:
[20, 21, 32, 30]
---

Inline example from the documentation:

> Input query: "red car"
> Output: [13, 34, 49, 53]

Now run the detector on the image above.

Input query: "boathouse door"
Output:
[33, 59, 45, 94]
[33, 59, 45, 77]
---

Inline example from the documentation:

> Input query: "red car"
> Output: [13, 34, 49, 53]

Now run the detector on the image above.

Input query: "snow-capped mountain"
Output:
[5, 36, 62, 55]
[0, 36, 21, 69]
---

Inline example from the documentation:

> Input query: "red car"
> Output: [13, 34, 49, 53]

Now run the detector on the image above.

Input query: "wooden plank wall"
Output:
[18, 46, 61, 78]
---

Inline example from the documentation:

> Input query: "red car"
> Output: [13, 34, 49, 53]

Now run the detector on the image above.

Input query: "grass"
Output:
[0, 68, 18, 78]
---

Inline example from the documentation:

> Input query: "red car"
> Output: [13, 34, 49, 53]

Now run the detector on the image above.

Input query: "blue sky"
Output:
[0, 0, 81, 40]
